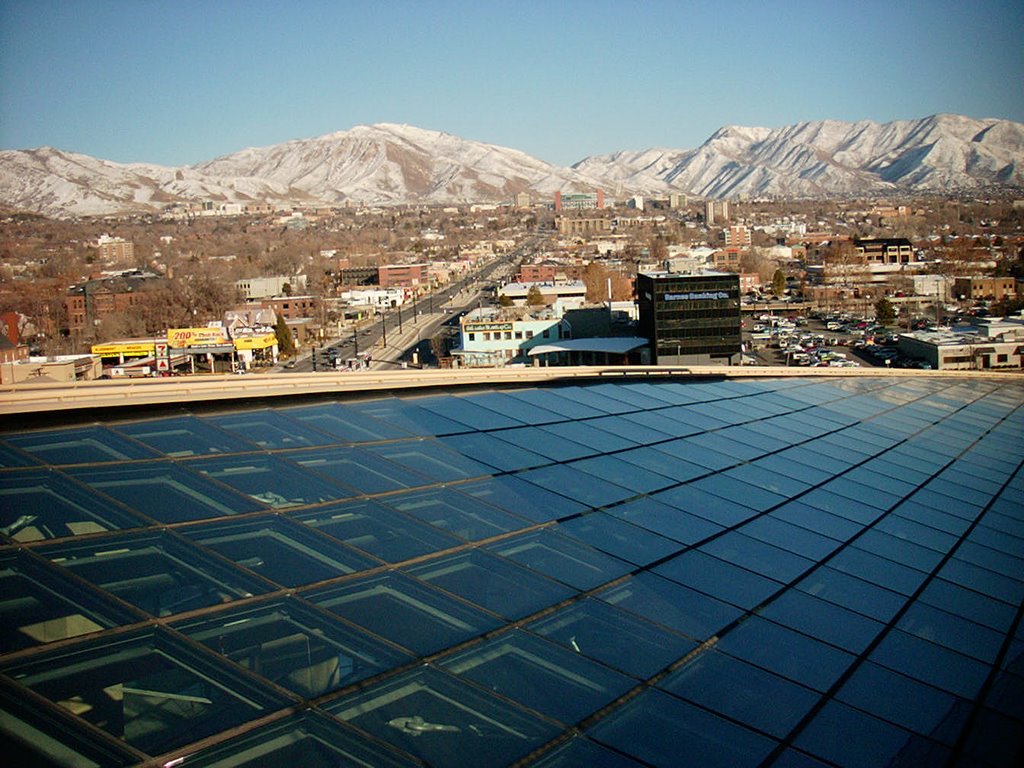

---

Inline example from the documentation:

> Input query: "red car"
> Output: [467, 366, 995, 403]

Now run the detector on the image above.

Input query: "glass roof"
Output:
[0, 375, 1021, 767]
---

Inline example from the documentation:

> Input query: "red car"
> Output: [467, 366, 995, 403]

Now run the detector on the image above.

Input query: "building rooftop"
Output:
[0, 374, 1021, 767]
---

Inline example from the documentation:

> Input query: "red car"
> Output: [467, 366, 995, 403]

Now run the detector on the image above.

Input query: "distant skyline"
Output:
[2, 0, 1022, 168]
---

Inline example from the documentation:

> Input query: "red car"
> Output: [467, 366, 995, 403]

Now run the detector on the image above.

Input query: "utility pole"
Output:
[398, 304, 403, 333]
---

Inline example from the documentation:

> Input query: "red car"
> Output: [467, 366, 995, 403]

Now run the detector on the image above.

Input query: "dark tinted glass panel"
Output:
[180, 516, 377, 587]
[650, 437, 735, 471]
[406, 550, 574, 620]
[526, 736, 647, 768]
[836, 661, 969, 743]
[439, 630, 635, 724]
[897, 601, 1006, 663]
[306, 572, 500, 655]
[597, 572, 740, 641]
[570, 454, 677, 494]
[614, 446, 705, 482]
[0, 551, 140, 652]
[503, 387, 607, 419]
[3, 426, 159, 465]
[1, 628, 289, 756]
[852, 529, 945, 573]
[384, 487, 529, 541]
[284, 445, 430, 494]
[869, 629, 990, 699]
[325, 666, 560, 768]
[180, 710, 419, 767]
[468, 391, 567, 425]
[938, 556, 1024, 605]
[795, 566, 908, 623]
[0, 468, 145, 542]
[495, 425, 596, 461]
[587, 414, 674, 444]
[205, 410, 335, 449]
[918, 577, 1018, 632]
[759, 589, 885, 654]
[655, 550, 781, 610]
[701, 532, 814, 583]
[716, 616, 855, 692]
[652, 484, 758, 527]
[412, 394, 524, 430]
[827, 546, 928, 596]
[0, 442, 41, 468]
[739, 516, 842, 561]
[350, 397, 471, 436]
[556, 512, 682, 566]
[724, 463, 812, 499]
[175, 598, 411, 698]
[283, 402, 414, 442]
[41, 532, 269, 617]
[293, 499, 460, 563]
[458, 475, 588, 523]
[184, 454, 354, 508]
[362, 439, 490, 482]
[797, 700, 950, 768]
[115, 415, 259, 456]
[517, 464, 636, 509]
[66, 462, 262, 523]
[539, 421, 637, 453]
[606, 496, 724, 544]
[659, 649, 819, 739]
[440, 432, 549, 472]
[587, 688, 777, 768]
[528, 598, 696, 679]
[487, 529, 632, 590]
[770, 501, 864, 541]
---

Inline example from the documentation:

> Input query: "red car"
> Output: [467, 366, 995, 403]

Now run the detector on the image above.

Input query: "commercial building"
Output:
[64, 271, 166, 337]
[452, 309, 569, 367]
[236, 275, 308, 301]
[497, 281, 588, 308]
[1, 373, 1021, 767]
[953, 276, 1019, 302]
[555, 216, 612, 236]
[378, 263, 430, 289]
[854, 237, 914, 265]
[637, 271, 742, 365]
[554, 190, 604, 211]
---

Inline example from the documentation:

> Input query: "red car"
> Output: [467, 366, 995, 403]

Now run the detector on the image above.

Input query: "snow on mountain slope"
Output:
[1, 115, 1021, 217]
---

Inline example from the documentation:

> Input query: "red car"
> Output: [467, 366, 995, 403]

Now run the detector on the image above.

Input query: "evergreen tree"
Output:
[874, 297, 897, 327]
[274, 312, 296, 356]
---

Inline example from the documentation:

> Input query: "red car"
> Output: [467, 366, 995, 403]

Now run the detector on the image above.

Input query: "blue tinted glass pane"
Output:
[796, 700, 949, 768]
[796, 566, 907, 623]
[606, 496, 724, 544]
[458, 475, 588, 523]
[180, 711, 420, 768]
[487, 530, 633, 590]
[760, 589, 885, 654]
[597, 572, 740, 641]
[836, 661, 968, 744]
[869, 629, 990, 699]
[439, 432, 549, 472]
[587, 414, 675, 444]
[725, 463, 812, 499]
[384, 487, 530, 541]
[655, 551, 781, 609]
[4, 426, 159, 465]
[292, 499, 461, 563]
[413, 394, 524, 430]
[528, 598, 697, 679]
[307, 572, 500, 656]
[362, 439, 490, 482]
[467, 391, 567, 425]
[0, 442, 41, 467]
[614, 446, 705, 482]
[527, 736, 647, 768]
[540, 421, 638, 453]
[769, 501, 864, 541]
[716, 616, 855, 692]
[587, 688, 777, 768]
[827, 546, 928, 596]
[283, 402, 414, 441]
[701, 533, 814, 583]
[1, 628, 289, 756]
[350, 397, 471, 435]
[556, 512, 682, 566]
[115, 416, 259, 456]
[0, 468, 145, 542]
[180, 516, 377, 587]
[205, 410, 335, 449]
[518, 465, 636, 509]
[919, 578, 1017, 633]
[938, 556, 1024, 605]
[495, 425, 596, 461]
[185, 454, 354, 508]
[659, 650, 819, 739]
[41, 531, 269, 617]
[897, 602, 1006, 663]
[440, 630, 635, 724]
[325, 666, 560, 768]
[652, 484, 758, 527]
[66, 462, 262, 523]
[739, 516, 842, 561]
[852, 529, 945, 573]
[406, 550, 574, 620]
[0, 551, 140, 652]
[570, 454, 677, 494]
[503, 387, 607, 419]
[174, 598, 412, 698]
[284, 445, 430, 494]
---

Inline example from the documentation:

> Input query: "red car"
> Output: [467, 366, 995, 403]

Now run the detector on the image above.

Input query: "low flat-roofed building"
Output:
[953, 275, 1019, 302]
[898, 328, 1024, 370]
[497, 281, 588, 308]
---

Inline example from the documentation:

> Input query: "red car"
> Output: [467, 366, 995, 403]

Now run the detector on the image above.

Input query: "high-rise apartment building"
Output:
[554, 190, 604, 211]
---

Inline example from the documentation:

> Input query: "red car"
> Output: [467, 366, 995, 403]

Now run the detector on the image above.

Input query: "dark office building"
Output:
[637, 271, 742, 365]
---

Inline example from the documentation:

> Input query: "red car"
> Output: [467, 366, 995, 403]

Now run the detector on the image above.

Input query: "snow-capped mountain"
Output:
[1, 115, 1021, 217]
[573, 114, 1024, 198]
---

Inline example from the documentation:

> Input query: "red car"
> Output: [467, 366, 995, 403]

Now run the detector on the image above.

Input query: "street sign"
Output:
[155, 342, 168, 357]
[156, 358, 169, 371]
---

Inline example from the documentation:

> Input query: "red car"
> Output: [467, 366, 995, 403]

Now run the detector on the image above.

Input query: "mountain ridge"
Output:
[1, 114, 1021, 218]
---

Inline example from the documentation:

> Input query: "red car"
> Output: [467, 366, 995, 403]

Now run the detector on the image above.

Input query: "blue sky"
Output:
[1, 0, 1022, 167]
